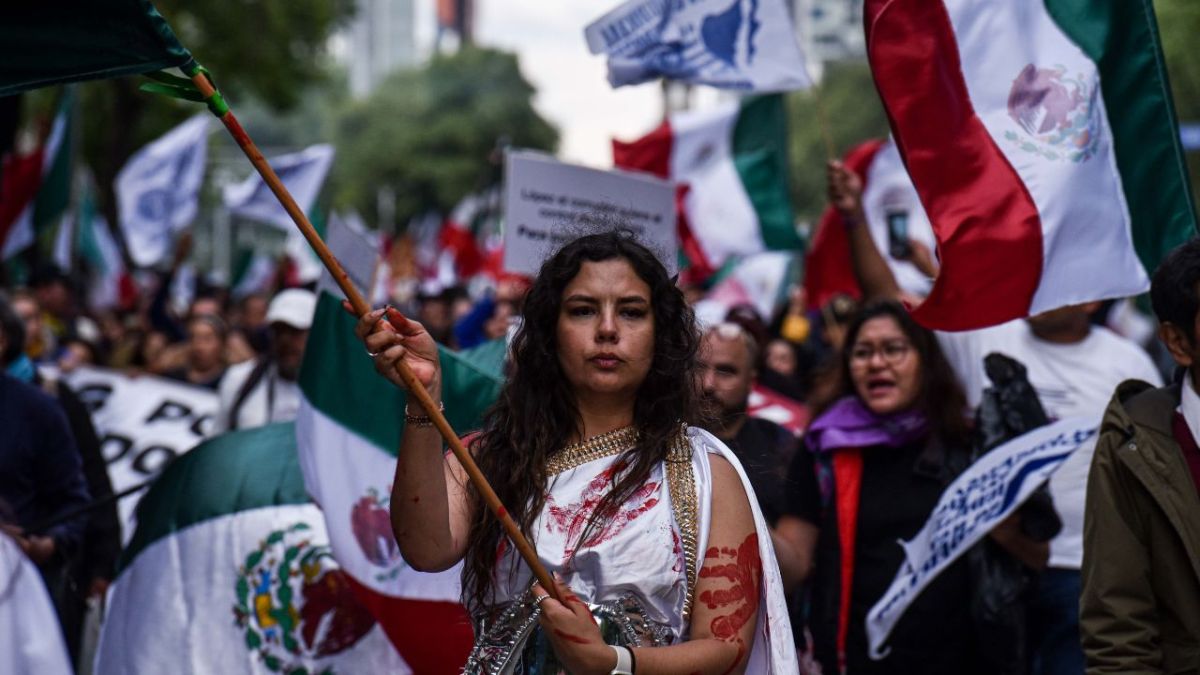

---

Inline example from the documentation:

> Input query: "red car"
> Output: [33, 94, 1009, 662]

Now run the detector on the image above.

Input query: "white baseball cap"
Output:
[266, 288, 317, 330]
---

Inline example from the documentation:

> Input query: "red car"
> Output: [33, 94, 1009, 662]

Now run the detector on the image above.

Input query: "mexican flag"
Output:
[73, 176, 134, 310]
[0, 94, 72, 260]
[0, 1, 193, 97]
[295, 285, 505, 672]
[614, 95, 800, 275]
[439, 192, 486, 280]
[866, 0, 1197, 330]
[94, 423, 409, 674]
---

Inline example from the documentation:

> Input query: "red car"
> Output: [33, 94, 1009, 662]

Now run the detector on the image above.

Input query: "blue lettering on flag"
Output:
[864, 416, 1099, 660]
[590, 0, 770, 89]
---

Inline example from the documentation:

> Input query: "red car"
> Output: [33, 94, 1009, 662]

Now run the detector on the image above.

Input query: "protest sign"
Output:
[503, 150, 676, 276]
[866, 415, 1101, 658]
[65, 367, 218, 542]
[318, 210, 380, 300]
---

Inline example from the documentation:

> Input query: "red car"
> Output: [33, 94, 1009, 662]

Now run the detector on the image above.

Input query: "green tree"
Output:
[1156, 0, 1200, 206]
[76, 0, 355, 230]
[786, 61, 891, 224]
[332, 47, 559, 227]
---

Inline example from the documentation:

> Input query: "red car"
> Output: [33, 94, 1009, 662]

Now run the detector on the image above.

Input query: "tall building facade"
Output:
[348, 0, 418, 98]
[795, 0, 865, 80]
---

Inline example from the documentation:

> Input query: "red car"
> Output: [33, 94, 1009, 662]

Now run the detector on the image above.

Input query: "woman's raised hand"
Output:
[827, 158, 865, 219]
[346, 302, 442, 403]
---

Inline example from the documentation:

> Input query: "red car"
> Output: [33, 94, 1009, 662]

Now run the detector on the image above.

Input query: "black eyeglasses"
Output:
[849, 340, 912, 366]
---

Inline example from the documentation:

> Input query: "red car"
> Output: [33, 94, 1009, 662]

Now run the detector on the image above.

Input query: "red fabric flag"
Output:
[802, 139, 885, 309]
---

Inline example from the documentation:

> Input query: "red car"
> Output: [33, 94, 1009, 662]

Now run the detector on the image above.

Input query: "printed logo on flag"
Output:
[593, 0, 764, 89]
[134, 143, 199, 221]
[234, 522, 376, 674]
[585, 0, 809, 92]
[350, 487, 409, 583]
[1004, 64, 1101, 163]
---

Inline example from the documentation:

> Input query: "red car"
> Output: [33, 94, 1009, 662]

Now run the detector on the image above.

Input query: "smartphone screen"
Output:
[886, 209, 911, 259]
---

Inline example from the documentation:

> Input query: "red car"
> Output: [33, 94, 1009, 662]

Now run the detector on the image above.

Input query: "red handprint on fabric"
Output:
[545, 464, 660, 566]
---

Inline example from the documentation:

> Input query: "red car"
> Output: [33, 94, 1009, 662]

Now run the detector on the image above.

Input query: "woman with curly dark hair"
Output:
[355, 231, 795, 674]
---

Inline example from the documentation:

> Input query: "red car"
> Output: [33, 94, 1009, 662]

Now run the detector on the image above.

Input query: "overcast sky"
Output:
[413, 0, 664, 168]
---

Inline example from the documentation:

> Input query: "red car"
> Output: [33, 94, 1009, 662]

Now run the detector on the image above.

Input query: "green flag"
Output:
[0, 0, 192, 97]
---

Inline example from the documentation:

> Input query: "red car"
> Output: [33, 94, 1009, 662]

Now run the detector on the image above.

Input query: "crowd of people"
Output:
[3, 160, 1199, 673]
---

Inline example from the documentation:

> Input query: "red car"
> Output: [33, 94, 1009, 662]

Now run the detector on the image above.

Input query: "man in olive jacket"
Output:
[1081, 240, 1200, 674]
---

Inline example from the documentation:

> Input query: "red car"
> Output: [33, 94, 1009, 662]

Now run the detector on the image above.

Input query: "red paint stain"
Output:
[553, 629, 591, 645]
[544, 465, 660, 566]
[698, 533, 760, 675]
[497, 506, 508, 520]
[385, 306, 412, 331]
[224, 114, 253, 147]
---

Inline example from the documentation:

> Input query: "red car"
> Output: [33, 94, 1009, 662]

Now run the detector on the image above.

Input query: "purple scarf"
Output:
[805, 396, 930, 455]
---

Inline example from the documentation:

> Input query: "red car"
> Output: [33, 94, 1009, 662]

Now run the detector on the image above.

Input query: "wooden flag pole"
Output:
[813, 89, 837, 160]
[189, 72, 560, 601]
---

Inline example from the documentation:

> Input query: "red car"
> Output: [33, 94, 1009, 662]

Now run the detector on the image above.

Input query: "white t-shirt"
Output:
[1179, 372, 1200, 448]
[212, 359, 302, 434]
[938, 320, 1162, 569]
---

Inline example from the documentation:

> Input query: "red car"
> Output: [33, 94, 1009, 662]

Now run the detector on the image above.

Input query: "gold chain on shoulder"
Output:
[665, 427, 698, 621]
[546, 426, 639, 476]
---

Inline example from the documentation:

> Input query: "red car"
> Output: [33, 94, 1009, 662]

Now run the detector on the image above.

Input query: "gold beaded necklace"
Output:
[545, 425, 640, 476]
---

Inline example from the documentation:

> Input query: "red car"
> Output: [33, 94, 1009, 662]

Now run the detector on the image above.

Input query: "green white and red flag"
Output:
[59, 175, 135, 310]
[295, 221, 504, 672]
[866, 0, 1197, 330]
[614, 95, 800, 277]
[0, 95, 72, 260]
[439, 192, 486, 279]
[94, 423, 410, 674]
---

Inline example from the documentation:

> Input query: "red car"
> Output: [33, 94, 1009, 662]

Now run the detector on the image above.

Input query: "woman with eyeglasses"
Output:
[775, 300, 1041, 674]
[353, 231, 796, 674]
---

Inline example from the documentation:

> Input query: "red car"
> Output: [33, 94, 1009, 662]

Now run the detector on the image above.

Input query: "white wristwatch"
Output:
[609, 645, 634, 674]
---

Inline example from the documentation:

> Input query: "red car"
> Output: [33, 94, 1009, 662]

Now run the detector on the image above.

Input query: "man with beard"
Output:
[215, 288, 316, 432]
[697, 322, 815, 590]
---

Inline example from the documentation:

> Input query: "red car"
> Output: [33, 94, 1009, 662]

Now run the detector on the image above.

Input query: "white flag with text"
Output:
[585, 0, 811, 92]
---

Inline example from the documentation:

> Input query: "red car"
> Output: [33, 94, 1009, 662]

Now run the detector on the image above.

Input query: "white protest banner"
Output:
[503, 150, 676, 276]
[584, 0, 811, 92]
[64, 367, 218, 543]
[867, 415, 1101, 658]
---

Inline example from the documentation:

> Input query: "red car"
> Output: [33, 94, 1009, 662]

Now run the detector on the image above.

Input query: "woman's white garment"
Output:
[488, 426, 797, 673]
